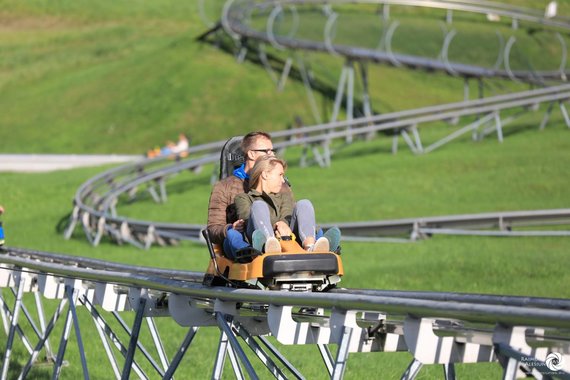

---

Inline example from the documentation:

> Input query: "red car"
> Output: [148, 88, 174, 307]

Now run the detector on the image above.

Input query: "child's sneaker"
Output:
[309, 236, 329, 252]
[252, 230, 266, 252]
[324, 227, 341, 252]
[264, 236, 282, 253]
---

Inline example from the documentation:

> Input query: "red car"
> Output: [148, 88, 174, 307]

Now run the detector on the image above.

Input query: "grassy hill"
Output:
[1, 0, 569, 153]
[1, 1, 570, 379]
[2, 120, 569, 379]
[0, 1, 312, 153]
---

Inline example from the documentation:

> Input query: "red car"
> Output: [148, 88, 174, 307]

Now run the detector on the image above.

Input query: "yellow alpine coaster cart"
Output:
[203, 230, 343, 292]
[202, 136, 343, 292]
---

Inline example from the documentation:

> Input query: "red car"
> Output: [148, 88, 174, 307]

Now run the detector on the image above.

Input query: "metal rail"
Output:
[323, 208, 570, 241]
[222, 0, 570, 81]
[64, 85, 570, 247]
[4, 2, 570, 379]
[0, 250, 569, 327]
[61, 1, 570, 248]
[0, 246, 569, 378]
[5, 247, 204, 283]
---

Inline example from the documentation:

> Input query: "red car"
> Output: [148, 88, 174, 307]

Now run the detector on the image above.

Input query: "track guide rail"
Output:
[0, 246, 569, 378]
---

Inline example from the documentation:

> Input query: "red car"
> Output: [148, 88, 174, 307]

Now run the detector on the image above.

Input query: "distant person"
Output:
[545, 1, 558, 18]
[171, 133, 190, 157]
[233, 156, 340, 254]
[146, 133, 190, 158]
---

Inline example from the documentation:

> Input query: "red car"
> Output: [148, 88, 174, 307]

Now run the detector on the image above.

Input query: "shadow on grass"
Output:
[196, 25, 381, 118]
[56, 212, 71, 235]
[0, 348, 52, 380]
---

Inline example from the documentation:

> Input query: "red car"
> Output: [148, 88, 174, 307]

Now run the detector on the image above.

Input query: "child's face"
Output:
[265, 163, 285, 193]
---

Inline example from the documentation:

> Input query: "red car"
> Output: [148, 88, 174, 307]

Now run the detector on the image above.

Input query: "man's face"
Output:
[249, 137, 275, 161]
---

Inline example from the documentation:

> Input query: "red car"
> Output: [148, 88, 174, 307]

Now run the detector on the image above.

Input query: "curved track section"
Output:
[63, 0, 570, 249]
[221, 0, 570, 81]
[4, 2, 567, 378]
[64, 84, 570, 248]
[1, 246, 569, 378]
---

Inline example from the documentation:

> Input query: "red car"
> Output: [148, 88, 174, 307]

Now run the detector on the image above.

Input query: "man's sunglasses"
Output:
[251, 148, 275, 154]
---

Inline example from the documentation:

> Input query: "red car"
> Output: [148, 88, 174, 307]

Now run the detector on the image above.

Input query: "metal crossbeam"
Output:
[121, 294, 148, 380]
[233, 321, 289, 380]
[0, 257, 568, 378]
[18, 297, 69, 379]
[162, 326, 199, 380]
[81, 297, 148, 380]
[0, 292, 34, 355]
[215, 313, 258, 380]
[1, 275, 26, 380]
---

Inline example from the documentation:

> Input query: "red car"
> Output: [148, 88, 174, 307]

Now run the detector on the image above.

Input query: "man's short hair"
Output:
[241, 131, 272, 153]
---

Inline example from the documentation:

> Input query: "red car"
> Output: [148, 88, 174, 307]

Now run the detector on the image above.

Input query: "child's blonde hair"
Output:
[249, 156, 287, 189]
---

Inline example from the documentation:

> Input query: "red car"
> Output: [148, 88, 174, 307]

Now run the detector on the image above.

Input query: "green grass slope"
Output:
[1, 0, 569, 153]
[1, 1, 570, 379]
[2, 121, 569, 379]
[0, 1, 317, 153]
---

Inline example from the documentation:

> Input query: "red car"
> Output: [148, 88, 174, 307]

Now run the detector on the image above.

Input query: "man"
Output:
[206, 131, 291, 245]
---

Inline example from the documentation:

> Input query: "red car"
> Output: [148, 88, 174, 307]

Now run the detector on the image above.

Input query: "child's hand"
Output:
[232, 219, 245, 232]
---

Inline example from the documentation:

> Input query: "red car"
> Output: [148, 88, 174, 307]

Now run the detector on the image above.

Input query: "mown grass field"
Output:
[2, 121, 569, 379]
[1, 0, 570, 379]
[1, 0, 569, 153]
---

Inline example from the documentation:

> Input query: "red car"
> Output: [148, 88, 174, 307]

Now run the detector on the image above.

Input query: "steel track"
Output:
[222, 0, 570, 81]
[5, 246, 570, 314]
[1, 245, 569, 378]
[63, 1, 570, 248]
[2, 246, 570, 328]
[4, 2, 570, 377]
